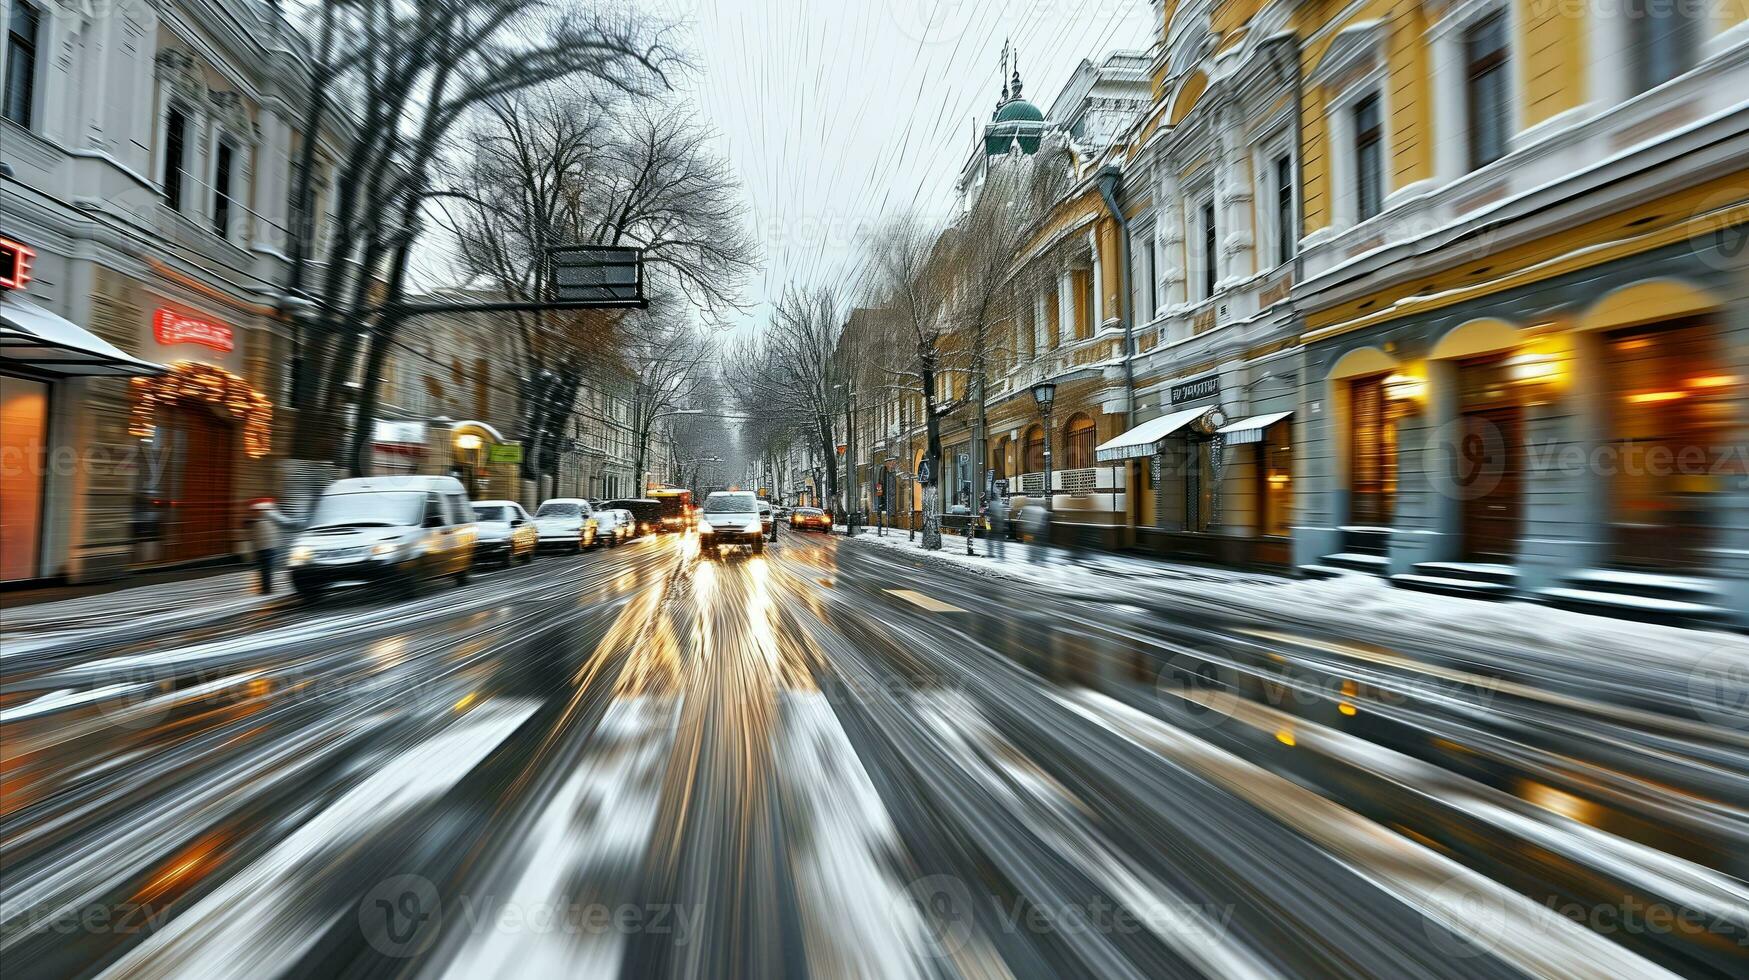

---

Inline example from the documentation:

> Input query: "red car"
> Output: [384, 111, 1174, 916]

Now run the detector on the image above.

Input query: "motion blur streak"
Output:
[4, 531, 1747, 979]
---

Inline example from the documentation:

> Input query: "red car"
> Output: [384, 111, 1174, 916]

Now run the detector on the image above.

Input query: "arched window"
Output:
[1023, 425, 1045, 473]
[990, 437, 1009, 480]
[1064, 414, 1097, 469]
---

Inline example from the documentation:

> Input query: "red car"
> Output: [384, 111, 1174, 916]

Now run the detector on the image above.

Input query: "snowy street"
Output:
[4, 531, 1745, 978]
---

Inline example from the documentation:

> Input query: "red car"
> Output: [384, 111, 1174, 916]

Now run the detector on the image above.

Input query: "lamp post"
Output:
[965, 409, 979, 556]
[836, 382, 859, 536]
[1031, 381, 1057, 518]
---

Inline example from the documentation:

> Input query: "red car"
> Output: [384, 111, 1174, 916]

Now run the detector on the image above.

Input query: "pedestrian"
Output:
[1025, 503, 1049, 565]
[249, 499, 301, 594]
[987, 495, 1008, 560]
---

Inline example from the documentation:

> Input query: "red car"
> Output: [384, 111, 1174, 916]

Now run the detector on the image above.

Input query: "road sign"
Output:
[916, 455, 935, 486]
[547, 246, 644, 308]
[487, 442, 523, 464]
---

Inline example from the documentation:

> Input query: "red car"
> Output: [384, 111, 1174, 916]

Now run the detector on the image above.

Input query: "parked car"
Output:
[790, 507, 829, 532]
[533, 498, 598, 551]
[591, 506, 634, 547]
[287, 476, 475, 599]
[758, 500, 774, 536]
[606, 498, 662, 536]
[471, 500, 538, 565]
[699, 490, 764, 557]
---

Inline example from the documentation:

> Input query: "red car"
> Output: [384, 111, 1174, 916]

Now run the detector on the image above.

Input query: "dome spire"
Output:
[1001, 39, 1011, 102]
[1011, 46, 1023, 100]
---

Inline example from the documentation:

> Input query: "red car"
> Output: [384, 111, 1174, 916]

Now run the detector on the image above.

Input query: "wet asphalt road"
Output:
[2, 531, 1746, 979]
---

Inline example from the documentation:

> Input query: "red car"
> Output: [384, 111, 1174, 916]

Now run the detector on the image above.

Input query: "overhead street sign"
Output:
[548, 245, 645, 308]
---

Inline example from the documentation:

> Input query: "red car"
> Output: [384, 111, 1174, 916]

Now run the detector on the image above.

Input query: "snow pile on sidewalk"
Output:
[0, 571, 275, 656]
[850, 532, 1749, 673]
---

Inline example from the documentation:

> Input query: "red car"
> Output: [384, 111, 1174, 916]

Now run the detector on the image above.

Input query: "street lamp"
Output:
[835, 382, 858, 535]
[1031, 381, 1056, 517]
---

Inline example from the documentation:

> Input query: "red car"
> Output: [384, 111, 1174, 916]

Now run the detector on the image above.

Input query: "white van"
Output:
[287, 476, 476, 598]
[699, 490, 763, 558]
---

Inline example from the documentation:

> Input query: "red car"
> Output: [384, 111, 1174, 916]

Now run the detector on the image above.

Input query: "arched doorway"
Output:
[130, 362, 271, 566]
[1063, 413, 1097, 469]
[1022, 424, 1044, 473]
[1328, 346, 1401, 527]
[161, 401, 237, 563]
[1430, 318, 1533, 561]
[1579, 280, 1728, 570]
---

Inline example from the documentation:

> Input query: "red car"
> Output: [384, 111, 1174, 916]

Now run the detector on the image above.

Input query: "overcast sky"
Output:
[650, 0, 1157, 336]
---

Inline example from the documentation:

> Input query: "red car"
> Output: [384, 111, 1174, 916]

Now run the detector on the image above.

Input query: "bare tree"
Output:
[623, 303, 713, 491]
[731, 285, 845, 512]
[434, 88, 753, 490]
[279, 0, 679, 473]
[865, 215, 954, 548]
[945, 153, 1061, 551]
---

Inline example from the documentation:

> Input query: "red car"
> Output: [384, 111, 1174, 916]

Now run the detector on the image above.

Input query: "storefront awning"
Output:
[1095, 406, 1222, 462]
[1216, 411, 1292, 446]
[1, 292, 166, 376]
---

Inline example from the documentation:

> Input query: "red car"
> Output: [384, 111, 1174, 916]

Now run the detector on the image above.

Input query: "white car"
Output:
[532, 498, 598, 551]
[698, 490, 764, 558]
[590, 506, 634, 547]
[471, 500, 538, 564]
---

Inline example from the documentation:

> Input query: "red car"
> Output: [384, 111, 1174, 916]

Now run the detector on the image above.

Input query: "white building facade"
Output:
[1, 0, 340, 583]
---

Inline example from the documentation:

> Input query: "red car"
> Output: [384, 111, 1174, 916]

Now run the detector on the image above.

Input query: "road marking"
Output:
[885, 589, 967, 613]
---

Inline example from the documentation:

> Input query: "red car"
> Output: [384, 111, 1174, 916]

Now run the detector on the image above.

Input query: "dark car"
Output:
[606, 498, 662, 536]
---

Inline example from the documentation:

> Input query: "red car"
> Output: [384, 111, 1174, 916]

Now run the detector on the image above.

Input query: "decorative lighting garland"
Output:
[130, 361, 274, 457]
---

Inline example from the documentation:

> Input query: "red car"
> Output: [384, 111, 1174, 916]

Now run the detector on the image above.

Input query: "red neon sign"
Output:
[153, 308, 235, 352]
[0, 238, 34, 290]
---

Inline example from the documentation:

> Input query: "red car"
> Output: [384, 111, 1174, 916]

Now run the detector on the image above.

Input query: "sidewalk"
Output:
[0, 569, 282, 658]
[849, 530, 1749, 676]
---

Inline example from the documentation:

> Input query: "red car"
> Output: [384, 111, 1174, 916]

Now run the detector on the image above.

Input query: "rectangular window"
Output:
[213, 142, 234, 236]
[1200, 201, 1217, 299]
[1146, 238, 1159, 319]
[1259, 420, 1293, 537]
[1353, 93, 1384, 221]
[1465, 12, 1510, 170]
[1274, 153, 1295, 266]
[1082, 269, 1096, 335]
[4, 2, 39, 128]
[1149, 240, 1160, 315]
[1628, 0, 1699, 93]
[164, 108, 187, 212]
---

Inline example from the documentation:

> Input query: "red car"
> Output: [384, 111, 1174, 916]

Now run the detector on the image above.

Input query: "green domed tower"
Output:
[984, 49, 1043, 157]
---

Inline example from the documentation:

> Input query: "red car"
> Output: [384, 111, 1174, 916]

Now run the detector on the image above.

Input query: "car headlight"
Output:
[698, 520, 714, 534]
[289, 545, 313, 565]
[371, 542, 399, 558]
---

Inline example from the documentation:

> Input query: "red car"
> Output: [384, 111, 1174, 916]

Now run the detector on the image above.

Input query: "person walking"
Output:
[1024, 503, 1049, 565]
[987, 495, 1008, 560]
[249, 499, 301, 594]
